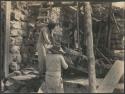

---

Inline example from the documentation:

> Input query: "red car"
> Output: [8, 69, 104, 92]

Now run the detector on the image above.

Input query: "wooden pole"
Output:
[28, 0, 125, 7]
[83, 2, 96, 93]
[0, 3, 5, 81]
[4, 1, 11, 78]
[76, 2, 80, 49]
[107, 3, 112, 50]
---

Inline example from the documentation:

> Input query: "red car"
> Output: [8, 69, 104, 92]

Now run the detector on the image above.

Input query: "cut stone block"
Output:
[16, 29, 27, 37]
[15, 36, 23, 46]
[10, 46, 20, 54]
[17, 29, 23, 36]
[11, 21, 21, 29]
[10, 37, 16, 46]
[10, 29, 19, 37]
[20, 14, 27, 21]
[9, 61, 20, 71]
[21, 22, 27, 30]
[11, 74, 37, 81]
[11, 9, 21, 21]
[12, 53, 22, 63]
[5, 79, 15, 87]
[97, 60, 124, 93]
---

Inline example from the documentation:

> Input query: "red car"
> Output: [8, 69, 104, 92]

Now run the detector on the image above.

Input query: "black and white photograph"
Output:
[0, 0, 124, 93]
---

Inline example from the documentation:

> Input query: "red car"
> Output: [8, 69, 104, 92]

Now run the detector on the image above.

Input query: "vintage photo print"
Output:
[0, 0, 124, 93]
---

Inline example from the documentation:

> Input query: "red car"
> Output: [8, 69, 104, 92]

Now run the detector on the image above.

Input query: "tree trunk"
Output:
[83, 2, 96, 93]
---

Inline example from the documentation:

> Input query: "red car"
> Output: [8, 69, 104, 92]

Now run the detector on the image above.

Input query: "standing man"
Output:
[36, 23, 51, 76]
[51, 23, 63, 47]
[45, 46, 68, 93]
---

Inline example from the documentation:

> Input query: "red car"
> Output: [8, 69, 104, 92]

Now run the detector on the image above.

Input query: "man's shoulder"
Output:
[48, 54, 63, 58]
[56, 54, 64, 59]
[47, 53, 62, 56]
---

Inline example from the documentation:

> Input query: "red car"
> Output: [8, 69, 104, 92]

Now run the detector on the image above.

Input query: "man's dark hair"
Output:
[48, 21, 56, 32]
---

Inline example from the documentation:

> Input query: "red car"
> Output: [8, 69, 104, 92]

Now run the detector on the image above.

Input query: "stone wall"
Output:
[9, 1, 29, 72]
[24, 3, 62, 69]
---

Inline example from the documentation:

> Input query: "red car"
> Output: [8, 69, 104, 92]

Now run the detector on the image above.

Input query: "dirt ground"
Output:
[38, 76, 104, 93]
[63, 77, 124, 93]
[64, 77, 102, 93]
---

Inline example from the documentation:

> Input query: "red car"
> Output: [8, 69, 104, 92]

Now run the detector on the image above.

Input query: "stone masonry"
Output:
[9, 1, 29, 72]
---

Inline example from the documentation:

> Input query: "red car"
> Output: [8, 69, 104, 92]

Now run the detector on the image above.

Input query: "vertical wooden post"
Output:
[0, 2, 5, 81]
[4, 1, 11, 77]
[107, 3, 112, 50]
[83, 2, 96, 93]
[76, 1, 80, 49]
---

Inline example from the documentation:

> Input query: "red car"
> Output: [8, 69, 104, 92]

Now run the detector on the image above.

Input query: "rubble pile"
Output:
[4, 67, 41, 93]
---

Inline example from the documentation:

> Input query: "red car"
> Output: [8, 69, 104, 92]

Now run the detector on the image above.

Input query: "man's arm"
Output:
[43, 30, 51, 44]
[60, 55, 68, 70]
